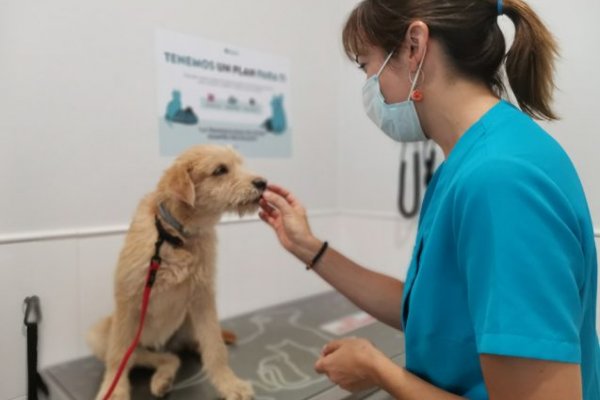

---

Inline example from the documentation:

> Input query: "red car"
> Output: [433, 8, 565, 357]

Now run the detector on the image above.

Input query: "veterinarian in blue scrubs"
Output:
[259, 0, 600, 399]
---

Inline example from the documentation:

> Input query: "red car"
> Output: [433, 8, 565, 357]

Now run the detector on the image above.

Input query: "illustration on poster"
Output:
[164, 89, 287, 135]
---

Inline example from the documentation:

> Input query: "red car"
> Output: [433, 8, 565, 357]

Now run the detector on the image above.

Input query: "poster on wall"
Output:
[156, 29, 291, 158]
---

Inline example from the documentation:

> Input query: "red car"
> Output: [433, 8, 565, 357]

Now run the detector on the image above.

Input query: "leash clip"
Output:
[24, 296, 42, 326]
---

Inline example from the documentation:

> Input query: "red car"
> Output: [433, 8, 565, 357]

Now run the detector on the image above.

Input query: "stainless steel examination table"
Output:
[42, 291, 404, 399]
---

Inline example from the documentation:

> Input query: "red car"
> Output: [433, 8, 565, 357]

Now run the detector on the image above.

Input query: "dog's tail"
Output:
[86, 316, 112, 361]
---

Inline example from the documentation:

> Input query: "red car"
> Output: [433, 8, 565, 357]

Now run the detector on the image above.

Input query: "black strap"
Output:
[424, 146, 436, 187]
[398, 149, 421, 219]
[24, 296, 49, 400]
[146, 217, 185, 288]
[154, 216, 184, 249]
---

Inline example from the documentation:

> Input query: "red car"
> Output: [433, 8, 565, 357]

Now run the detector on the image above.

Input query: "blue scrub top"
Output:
[402, 100, 600, 399]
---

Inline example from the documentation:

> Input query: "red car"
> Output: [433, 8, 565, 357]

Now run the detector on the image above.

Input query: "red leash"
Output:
[101, 216, 183, 399]
[101, 258, 160, 400]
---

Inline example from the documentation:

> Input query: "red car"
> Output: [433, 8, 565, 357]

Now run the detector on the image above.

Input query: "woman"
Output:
[259, 0, 599, 398]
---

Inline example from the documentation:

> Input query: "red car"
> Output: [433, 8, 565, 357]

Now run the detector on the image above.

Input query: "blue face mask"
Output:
[362, 48, 427, 142]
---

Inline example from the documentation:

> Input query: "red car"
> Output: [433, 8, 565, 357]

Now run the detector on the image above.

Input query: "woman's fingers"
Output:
[262, 191, 293, 215]
[259, 199, 281, 223]
[267, 184, 302, 208]
[259, 211, 278, 227]
[258, 211, 270, 224]
[267, 183, 289, 196]
[259, 198, 276, 214]
[321, 340, 343, 356]
[314, 356, 328, 374]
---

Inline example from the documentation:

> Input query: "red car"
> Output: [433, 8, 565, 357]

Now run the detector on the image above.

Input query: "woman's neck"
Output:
[417, 79, 500, 157]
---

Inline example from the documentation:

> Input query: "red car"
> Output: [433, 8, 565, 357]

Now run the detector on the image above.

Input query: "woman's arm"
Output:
[377, 354, 582, 399]
[480, 355, 582, 399]
[305, 240, 404, 329]
[314, 338, 464, 399]
[317, 340, 582, 400]
[374, 355, 465, 399]
[260, 184, 404, 329]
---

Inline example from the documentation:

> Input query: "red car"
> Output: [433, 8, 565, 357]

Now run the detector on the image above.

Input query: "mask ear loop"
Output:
[409, 70, 425, 87]
[408, 46, 427, 101]
[376, 50, 396, 77]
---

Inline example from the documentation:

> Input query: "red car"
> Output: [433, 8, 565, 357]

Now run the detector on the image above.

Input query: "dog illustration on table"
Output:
[87, 145, 266, 400]
[170, 308, 335, 398]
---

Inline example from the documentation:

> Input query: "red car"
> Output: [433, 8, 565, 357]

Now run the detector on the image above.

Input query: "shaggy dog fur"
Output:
[87, 145, 265, 400]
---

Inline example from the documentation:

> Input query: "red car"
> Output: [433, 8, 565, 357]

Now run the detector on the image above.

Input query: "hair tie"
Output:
[497, 0, 504, 15]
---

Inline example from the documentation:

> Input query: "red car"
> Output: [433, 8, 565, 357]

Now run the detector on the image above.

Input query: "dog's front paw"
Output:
[218, 378, 254, 400]
[150, 369, 175, 397]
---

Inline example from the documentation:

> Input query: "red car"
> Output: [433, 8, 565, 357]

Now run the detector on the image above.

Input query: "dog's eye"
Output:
[212, 164, 229, 176]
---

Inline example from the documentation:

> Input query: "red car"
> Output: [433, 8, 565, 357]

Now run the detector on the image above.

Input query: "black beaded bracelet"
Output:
[306, 241, 329, 270]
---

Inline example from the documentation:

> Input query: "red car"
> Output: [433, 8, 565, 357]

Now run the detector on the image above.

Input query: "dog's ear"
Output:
[162, 163, 195, 207]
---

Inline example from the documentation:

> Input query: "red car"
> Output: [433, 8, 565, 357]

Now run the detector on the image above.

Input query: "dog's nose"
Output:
[252, 178, 267, 192]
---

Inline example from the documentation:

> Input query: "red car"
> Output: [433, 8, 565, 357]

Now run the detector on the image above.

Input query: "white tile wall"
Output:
[215, 217, 337, 319]
[76, 235, 124, 354]
[338, 213, 418, 280]
[1, 239, 79, 399]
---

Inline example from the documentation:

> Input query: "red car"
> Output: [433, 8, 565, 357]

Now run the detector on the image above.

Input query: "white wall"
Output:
[1, 1, 599, 399]
[528, 0, 600, 231]
[0, 1, 342, 399]
[0, 0, 341, 233]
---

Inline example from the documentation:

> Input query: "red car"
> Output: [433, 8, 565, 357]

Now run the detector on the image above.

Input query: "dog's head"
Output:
[158, 145, 266, 216]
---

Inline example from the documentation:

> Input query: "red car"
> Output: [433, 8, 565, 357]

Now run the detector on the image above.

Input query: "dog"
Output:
[87, 144, 265, 400]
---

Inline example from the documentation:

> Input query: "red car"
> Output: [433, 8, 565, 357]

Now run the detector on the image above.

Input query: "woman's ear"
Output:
[406, 21, 429, 71]
[161, 163, 196, 207]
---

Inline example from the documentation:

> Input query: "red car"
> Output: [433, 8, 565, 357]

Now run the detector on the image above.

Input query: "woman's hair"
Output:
[342, 0, 559, 120]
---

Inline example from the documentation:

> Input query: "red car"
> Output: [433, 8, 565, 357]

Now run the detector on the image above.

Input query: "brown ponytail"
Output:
[503, 0, 559, 120]
[342, 0, 559, 120]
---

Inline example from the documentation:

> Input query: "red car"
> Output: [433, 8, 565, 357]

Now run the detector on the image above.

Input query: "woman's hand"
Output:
[259, 184, 322, 262]
[314, 337, 386, 393]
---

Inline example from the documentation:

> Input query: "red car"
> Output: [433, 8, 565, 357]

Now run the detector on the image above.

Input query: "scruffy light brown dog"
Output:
[87, 145, 265, 400]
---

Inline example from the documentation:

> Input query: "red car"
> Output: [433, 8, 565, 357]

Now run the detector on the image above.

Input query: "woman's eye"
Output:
[212, 165, 229, 176]
[355, 55, 366, 71]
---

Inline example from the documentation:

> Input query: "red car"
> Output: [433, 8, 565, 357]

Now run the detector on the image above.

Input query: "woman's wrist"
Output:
[370, 351, 403, 391]
[292, 235, 323, 264]
[372, 358, 463, 400]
